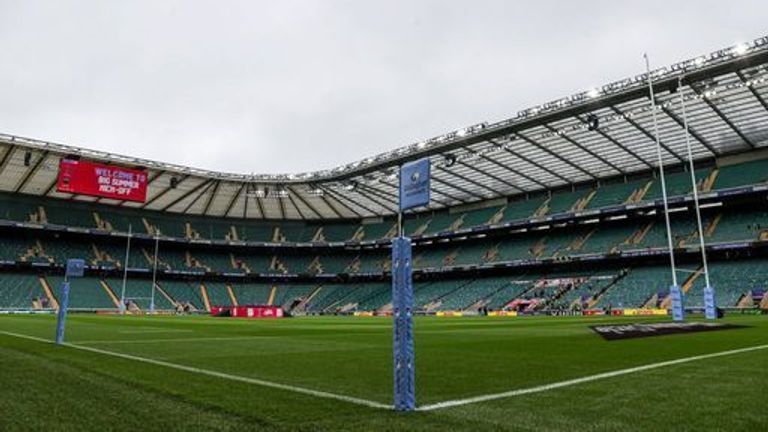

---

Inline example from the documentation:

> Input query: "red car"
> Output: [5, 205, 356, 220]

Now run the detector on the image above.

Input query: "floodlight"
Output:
[586, 114, 600, 131]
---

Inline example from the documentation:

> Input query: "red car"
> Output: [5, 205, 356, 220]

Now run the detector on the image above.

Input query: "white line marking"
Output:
[417, 343, 768, 411]
[0, 330, 390, 410]
[75, 336, 275, 345]
[5, 330, 765, 412]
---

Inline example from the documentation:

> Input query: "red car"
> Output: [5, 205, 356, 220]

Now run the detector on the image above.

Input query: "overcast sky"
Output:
[0, 1, 765, 175]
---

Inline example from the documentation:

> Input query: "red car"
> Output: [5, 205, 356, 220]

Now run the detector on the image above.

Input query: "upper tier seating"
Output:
[0, 157, 766, 245]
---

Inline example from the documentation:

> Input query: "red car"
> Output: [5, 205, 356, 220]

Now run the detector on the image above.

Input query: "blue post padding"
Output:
[392, 237, 415, 411]
[670, 284, 684, 322]
[704, 285, 717, 320]
[55, 282, 70, 345]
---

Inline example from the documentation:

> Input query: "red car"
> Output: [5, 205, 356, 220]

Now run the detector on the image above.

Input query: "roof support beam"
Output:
[491, 139, 570, 185]
[353, 183, 399, 214]
[202, 180, 222, 216]
[480, 143, 549, 188]
[316, 193, 345, 218]
[515, 132, 597, 180]
[326, 186, 379, 216]
[242, 190, 249, 219]
[457, 159, 526, 194]
[0, 145, 16, 180]
[422, 176, 469, 204]
[286, 185, 325, 219]
[576, 117, 655, 170]
[141, 174, 190, 208]
[437, 165, 504, 197]
[659, 105, 719, 155]
[161, 179, 212, 212]
[691, 84, 755, 148]
[736, 70, 768, 113]
[285, 192, 306, 220]
[14, 151, 49, 193]
[611, 106, 686, 163]
[277, 193, 286, 220]
[356, 182, 399, 207]
[543, 125, 626, 175]
[181, 180, 215, 214]
[253, 190, 266, 219]
[43, 176, 59, 196]
[224, 183, 246, 217]
[318, 186, 368, 218]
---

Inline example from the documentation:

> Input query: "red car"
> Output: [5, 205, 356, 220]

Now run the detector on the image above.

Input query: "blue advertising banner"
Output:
[704, 286, 717, 320]
[670, 284, 684, 322]
[399, 158, 430, 211]
[66, 259, 85, 278]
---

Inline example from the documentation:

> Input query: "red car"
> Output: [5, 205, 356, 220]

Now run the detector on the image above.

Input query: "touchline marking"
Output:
[0, 331, 390, 410]
[417, 343, 768, 411]
[4, 329, 765, 412]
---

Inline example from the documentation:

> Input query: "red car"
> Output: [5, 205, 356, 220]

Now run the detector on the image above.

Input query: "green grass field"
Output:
[1, 313, 767, 431]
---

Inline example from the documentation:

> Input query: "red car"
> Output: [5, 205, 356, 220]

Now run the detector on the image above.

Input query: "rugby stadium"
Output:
[2, 34, 768, 431]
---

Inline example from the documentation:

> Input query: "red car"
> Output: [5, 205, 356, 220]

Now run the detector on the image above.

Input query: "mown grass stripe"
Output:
[417, 343, 768, 411]
[0, 330, 391, 410]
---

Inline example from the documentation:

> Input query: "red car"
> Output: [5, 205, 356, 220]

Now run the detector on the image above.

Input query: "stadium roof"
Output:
[1, 35, 768, 221]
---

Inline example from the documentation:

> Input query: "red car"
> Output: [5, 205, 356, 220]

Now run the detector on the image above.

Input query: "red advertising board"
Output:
[210, 305, 284, 319]
[57, 159, 148, 202]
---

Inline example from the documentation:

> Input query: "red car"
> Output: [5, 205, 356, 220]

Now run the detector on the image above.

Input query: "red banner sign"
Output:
[57, 159, 148, 202]
[210, 305, 284, 319]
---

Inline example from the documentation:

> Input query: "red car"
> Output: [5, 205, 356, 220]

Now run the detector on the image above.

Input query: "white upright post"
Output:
[150, 231, 160, 314]
[678, 77, 716, 318]
[119, 224, 132, 314]
[645, 54, 683, 320]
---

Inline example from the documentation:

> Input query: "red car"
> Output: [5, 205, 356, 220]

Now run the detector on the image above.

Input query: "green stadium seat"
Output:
[0, 273, 47, 309]
[49, 276, 116, 310]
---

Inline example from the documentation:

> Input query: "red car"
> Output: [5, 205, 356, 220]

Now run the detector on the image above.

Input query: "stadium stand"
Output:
[2, 40, 768, 316]
[159, 280, 205, 310]
[0, 273, 47, 309]
[49, 276, 116, 310]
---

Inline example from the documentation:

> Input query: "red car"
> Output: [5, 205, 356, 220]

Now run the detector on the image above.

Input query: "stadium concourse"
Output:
[1, 36, 768, 317]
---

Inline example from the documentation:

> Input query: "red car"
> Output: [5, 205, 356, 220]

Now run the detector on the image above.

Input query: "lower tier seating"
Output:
[0, 273, 46, 309]
[50, 276, 116, 310]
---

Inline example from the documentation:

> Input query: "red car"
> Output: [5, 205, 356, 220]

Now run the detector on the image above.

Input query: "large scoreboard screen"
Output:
[56, 159, 148, 202]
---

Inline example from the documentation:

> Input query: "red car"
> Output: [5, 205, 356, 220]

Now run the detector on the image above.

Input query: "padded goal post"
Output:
[391, 237, 415, 411]
[391, 157, 430, 412]
[55, 259, 85, 345]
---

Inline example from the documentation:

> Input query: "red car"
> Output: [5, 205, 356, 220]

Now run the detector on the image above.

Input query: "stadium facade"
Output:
[1, 36, 768, 315]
